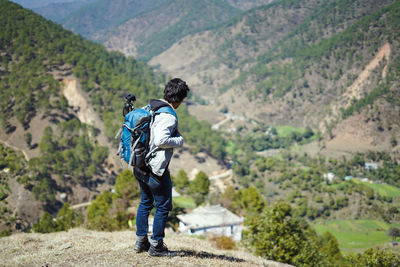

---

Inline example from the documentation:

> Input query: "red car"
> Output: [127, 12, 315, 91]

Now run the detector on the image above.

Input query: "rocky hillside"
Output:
[0, 228, 291, 267]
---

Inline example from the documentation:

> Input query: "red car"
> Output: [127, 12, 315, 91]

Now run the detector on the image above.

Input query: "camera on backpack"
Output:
[123, 93, 136, 116]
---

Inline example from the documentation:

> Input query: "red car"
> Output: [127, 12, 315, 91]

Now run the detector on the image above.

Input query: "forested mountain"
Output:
[61, 0, 169, 42]
[10, 0, 73, 9]
[32, 0, 96, 22]
[104, 0, 243, 61]
[0, 0, 225, 233]
[24, 0, 400, 152]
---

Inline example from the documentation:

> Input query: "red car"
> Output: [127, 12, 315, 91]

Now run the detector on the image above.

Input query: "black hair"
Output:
[164, 78, 190, 103]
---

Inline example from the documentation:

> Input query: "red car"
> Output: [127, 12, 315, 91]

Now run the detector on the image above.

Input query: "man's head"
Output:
[164, 78, 190, 108]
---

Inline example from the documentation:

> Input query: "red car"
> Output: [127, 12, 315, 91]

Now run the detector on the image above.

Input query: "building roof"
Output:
[177, 205, 243, 229]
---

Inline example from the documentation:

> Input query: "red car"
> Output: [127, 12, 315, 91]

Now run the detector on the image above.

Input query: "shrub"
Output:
[209, 234, 237, 250]
[86, 191, 129, 231]
[33, 212, 57, 233]
[55, 203, 83, 231]
[173, 169, 190, 193]
[346, 248, 400, 267]
[243, 202, 328, 266]
[33, 204, 83, 233]
[114, 169, 139, 201]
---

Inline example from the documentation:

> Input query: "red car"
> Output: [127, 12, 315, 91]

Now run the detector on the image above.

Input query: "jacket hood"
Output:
[150, 99, 173, 111]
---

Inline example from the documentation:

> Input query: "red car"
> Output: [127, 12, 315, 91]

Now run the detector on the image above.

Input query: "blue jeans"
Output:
[134, 168, 172, 241]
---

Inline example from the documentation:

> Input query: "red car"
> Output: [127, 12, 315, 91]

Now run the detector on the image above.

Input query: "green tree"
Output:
[115, 169, 139, 201]
[319, 231, 343, 262]
[390, 137, 398, 147]
[24, 132, 32, 148]
[234, 186, 265, 215]
[243, 202, 327, 266]
[59, 95, 68, 112]
[33, 212, 57, 233]
[303, 127, 314, 139]
[366, 188, 375, 200]
[347, 248, 400, 267]
[388, 227, 400, 241]
[39, 126, 55, 155]
[255, 157, 267, 172]
[56, 203, 83, 231]
[188, 171, 210, 205]
[221, 185, 237, 212]
[86, 191, 115, 231]
[173, 169, 190, 193]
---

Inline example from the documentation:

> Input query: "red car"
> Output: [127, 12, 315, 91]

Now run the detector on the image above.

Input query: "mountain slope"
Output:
[149, 0, 326, 97]
[150, 0, 395, 96]
[223, 0, 275, 10]
[104, 0, 242, 61]
[149, 0, 400, 152]
[61, 0, 168, 41]
[10, 0, 71, 9]
[37, 0, 400, 153]
[32, 0, 96, 22]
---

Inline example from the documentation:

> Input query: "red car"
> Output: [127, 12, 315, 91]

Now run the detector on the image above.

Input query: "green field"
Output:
[226, 141, 243, 156]
[331, 180, 400, 198]
[173, 196, 196, 209]
[275, 125, 305, 137]
[355, 180, 400, 197]
[314, 220, 400, 252]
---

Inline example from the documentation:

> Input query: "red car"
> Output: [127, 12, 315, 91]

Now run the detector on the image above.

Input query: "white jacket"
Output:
[147, 101, 184, 176]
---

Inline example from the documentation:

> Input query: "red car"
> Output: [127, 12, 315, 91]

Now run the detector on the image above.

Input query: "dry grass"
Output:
[0, 228, 292, 267]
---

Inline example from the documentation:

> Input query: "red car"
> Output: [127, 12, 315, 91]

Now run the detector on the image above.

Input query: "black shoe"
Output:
[134, 236, 150, 253]
[148, 240, 176, 257]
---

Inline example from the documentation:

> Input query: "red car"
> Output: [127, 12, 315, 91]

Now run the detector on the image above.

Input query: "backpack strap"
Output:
[155, 106, 177, 119]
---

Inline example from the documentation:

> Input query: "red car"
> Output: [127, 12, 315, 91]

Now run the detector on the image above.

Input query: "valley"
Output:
[1, 1, 400, 265]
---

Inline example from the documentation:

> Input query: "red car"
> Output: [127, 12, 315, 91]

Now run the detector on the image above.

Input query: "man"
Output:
[134, 78, 189, 256]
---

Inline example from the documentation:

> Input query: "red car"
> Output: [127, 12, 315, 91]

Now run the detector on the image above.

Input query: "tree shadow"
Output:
[175, 249, 245, 263]
[5, 125, 16, 134]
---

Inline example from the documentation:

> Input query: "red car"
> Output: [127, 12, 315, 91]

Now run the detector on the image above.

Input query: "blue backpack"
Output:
[115, 104, 177, 168]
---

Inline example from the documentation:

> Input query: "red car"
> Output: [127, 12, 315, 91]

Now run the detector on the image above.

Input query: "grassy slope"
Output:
[314, 220, 400, 252]
[332, 180, 400, 198]
[173, 196, 196, 209]
[275, 126, 305, 138]
[353, 180, 400, 198]
[0, 228, 282, 267]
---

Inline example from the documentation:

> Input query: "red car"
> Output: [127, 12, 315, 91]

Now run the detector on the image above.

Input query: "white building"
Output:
[323, 172, 335, 182]
[177, 205, 244, 241]
[361, 178, 371, 183]
[365, 162, 379, 171]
